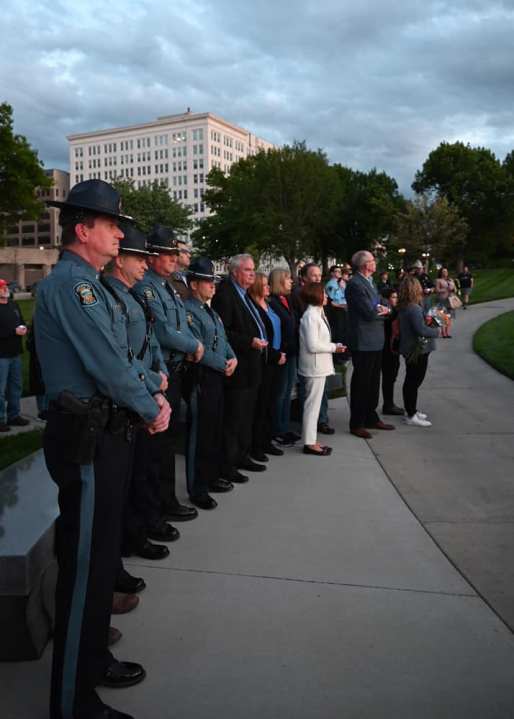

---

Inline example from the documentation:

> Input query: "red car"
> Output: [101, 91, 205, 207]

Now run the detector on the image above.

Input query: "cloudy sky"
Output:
[2, 0, 514, 193]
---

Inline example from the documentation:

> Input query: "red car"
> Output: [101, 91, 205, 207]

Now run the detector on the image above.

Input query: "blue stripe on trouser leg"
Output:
[61, 463, 96, 719]
[186, 385, 199, 496]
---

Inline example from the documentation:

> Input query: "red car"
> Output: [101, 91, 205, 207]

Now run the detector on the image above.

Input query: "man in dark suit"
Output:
[212, 253, 268, 482]
[346, 250, 395, 439]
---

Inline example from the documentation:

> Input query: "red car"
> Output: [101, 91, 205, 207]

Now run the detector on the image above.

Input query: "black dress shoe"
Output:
[162, 503, 198, 522]
[99, 660, 146, 688]
[318, 422, 335, 435]
[123, 540, 170, 560]
[209, 479, 234, 493]
[382, 405, 404, 416]
[190, 494, 218, 510]
[8, 415, 30, 427]
[285, 431, 301, 442]
[223, 470, 249, 484]
[239, 459, 266, 472]
[264, 444, 284, 456]
[251, 451, 269, 462]
[115, 569, 146, 594]
[147, 521, 180, 542]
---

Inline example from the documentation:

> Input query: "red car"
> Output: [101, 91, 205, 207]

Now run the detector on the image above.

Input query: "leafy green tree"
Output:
[112, 179, 192, 235]
[331, 165, 405, 261]
[0, 102, 52, 240]
[194, 142, 341, 275]
[413, 142, 514, 262]
[391, 193, 468, 267]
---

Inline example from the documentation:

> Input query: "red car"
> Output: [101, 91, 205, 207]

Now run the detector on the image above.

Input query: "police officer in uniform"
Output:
[184, 258, 238, 509]
[170, 239, 192, 300]
[133, 225, 203, 522]
[102, 224, 178, 560]
[36, 180, 171, 719]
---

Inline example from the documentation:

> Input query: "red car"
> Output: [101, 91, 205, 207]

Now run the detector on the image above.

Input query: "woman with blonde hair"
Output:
[435, 267, 456, 338]
[248, 272, 287, 460]
[398, 276, 440, 428]
[268, 268, 301, 445]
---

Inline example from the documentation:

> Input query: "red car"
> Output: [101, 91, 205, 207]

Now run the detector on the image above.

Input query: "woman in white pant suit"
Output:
[299, 283, 345, 456]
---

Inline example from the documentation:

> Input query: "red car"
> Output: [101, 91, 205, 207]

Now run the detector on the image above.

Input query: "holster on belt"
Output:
[56, 391, 110, 464]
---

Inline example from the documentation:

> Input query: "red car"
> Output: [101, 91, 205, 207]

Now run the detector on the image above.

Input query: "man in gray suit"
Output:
[346, 250, 395, 439]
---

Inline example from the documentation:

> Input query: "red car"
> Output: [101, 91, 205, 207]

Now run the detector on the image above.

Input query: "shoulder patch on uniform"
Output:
[143, 287, 155, 300]
[186, 312, 194, 325]
[74, 281, 98, 307]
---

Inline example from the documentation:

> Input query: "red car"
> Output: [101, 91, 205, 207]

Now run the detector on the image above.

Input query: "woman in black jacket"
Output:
[248, 272, 286, 460]
[268, 268, 300, 445]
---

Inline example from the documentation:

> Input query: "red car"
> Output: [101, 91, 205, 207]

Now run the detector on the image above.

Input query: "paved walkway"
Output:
[2, 300, 514, 718]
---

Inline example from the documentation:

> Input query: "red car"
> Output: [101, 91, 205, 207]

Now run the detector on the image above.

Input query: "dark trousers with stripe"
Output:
[185, 366, 224, 498]
[45, 409, 133, 719]
[122, 427, 163, 550]
[349, 350, 382, 429]
[157, 366, 183, 509]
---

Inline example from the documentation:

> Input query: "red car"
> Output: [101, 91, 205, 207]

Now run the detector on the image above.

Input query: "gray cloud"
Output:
[2, 0, 514, 192]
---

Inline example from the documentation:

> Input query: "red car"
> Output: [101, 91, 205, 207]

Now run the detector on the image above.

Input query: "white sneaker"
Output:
[404, 413, 432, 427]
[416, 411, 428, 420]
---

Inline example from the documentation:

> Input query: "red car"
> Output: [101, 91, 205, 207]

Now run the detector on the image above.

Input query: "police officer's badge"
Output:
[143, 287, 155, 300]
[186, 312, 193, 326]
[74, 282, 98, 307]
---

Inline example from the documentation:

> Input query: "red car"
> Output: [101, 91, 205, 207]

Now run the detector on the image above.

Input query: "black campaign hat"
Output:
[146, 224, 179, 254]
[118, 222, 156, 257]
[46, 179, 133, 221]
[187, 257, 220, 282]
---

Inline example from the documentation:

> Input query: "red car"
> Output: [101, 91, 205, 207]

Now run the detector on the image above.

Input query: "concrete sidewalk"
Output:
[2, 302, 514, 718]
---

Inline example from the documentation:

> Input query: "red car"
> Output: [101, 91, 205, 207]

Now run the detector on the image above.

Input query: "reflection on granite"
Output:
[0, 450, 58, 556]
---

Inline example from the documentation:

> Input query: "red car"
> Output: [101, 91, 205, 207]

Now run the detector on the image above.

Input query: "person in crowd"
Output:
[134, 225, 202, 524]
[170, 239, 192, 300]
[398, 276, 440, 427]
[410, 259, 435, 311]
[376, 271, 391, 294]
[457, 265, 474, 309]
[26, 316, 49, 420]
[102, 224, 175, 561]
[248, 272, 287, 461]
[380, 288, 403, 416]
[291, 262, 335, 435]
[36, 179, 171, 719]
[435, 267, 456, 338]
[299, 282, 345, 455]
[394, 267, 406, 289]
[212, 253, 267, 482]
[268, 268, 300, 446]
[183, 258, 238, 509]
[0, 278, 30, 432]
[325, 264, 347, 361]
[345, 250, 394, 439]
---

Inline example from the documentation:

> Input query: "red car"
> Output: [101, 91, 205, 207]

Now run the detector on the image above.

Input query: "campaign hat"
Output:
[147, 224, 180, 254]
[0, 279, 8, 288]
[118, 222, 156, 257]
[46, 179, 133, 221]
[187, 257, 220, 282]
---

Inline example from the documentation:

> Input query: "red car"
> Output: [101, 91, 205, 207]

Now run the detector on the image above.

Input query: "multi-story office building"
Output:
[0, 169, 69, 289]
[67, 110, 275, 226]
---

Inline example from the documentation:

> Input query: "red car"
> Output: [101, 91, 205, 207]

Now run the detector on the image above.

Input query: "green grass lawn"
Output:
[473, 311, 514, 380]
[469, 269, 514, 304]
[0, 429, 44, 471]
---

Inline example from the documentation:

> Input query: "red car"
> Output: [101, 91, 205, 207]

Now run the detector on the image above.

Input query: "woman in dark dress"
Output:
[268, 268, 300, 445]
